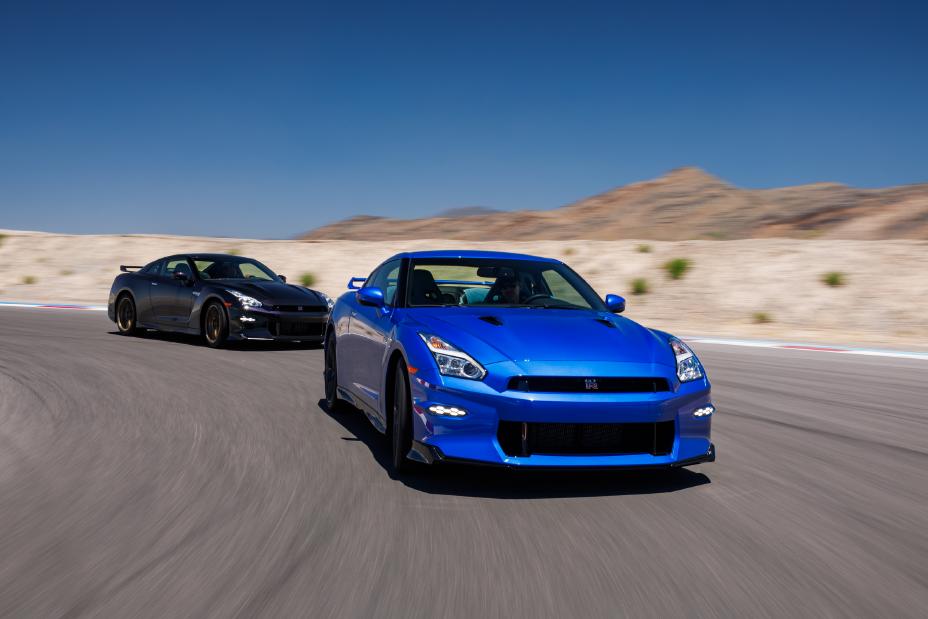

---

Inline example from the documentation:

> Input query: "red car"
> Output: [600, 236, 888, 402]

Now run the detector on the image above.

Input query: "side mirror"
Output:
[357, 286, 385, 307]
[604, 294, 625, 313]
[278, 275, 287, 283]
[173, 270, 191, 284]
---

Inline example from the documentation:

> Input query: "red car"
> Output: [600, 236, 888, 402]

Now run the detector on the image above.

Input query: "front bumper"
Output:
[227, 307, 328, 343]
[413, 441, 716, 470]
[408, 373, 714, 469]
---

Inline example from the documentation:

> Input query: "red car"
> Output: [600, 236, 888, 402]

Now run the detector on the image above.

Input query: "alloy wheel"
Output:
[117, 297, 135, 333]
[205, 305, 222, 344]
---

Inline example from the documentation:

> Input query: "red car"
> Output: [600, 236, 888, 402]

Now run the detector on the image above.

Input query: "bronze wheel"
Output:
[116, 296, 137, 335]
[203, 303, 228, 348]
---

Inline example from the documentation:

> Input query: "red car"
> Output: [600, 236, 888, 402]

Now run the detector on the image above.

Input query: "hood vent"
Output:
[594, 318, 616, 328]
[479, 315, 503, 326]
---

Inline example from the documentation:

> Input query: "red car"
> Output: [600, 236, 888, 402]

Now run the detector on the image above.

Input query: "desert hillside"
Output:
[302, 168, 928, 241]
[1, 229, 926, 348]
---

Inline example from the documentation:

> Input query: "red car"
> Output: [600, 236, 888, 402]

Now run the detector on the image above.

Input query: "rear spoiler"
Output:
[120, 265, 144, 272]
[347, 277, 366, 290]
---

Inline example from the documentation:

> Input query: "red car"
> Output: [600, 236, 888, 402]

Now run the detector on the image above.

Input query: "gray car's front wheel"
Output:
[203, 302, 229, 348]
[324, 332, 349, 412]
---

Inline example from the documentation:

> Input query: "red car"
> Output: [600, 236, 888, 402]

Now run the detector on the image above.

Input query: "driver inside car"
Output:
[494, 274, 522, 304]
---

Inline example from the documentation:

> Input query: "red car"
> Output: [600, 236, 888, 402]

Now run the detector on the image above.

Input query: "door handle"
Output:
[151, 282, 158, 286]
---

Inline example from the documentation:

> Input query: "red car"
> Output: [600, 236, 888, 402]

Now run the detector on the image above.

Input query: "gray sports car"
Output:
[107, 253, 332, 347]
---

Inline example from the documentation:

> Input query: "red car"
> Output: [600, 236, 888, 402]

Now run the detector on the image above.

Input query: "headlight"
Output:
[669, 337, 704, 382]
[322, 293, 334, 310]
[227, 289, 262, 309]
[418, 333, 486, 380]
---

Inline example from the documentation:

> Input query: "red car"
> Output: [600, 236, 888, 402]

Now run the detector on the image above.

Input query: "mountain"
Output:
[301, 168, 928, 240]
[434, 206, 501, 218]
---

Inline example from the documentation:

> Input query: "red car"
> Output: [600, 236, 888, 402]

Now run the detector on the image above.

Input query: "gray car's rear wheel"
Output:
[116, 295, 137, 335]
[391, 363, 414, 474]
[203, 302, 229, 348]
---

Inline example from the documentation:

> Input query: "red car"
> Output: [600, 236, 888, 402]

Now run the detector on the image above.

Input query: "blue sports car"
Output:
[324, 250, 715, 473]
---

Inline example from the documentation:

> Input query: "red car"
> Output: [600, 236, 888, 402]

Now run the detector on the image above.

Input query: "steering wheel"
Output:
[523, 293, 552, 304]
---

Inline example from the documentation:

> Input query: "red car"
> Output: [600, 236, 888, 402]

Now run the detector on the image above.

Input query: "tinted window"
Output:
[407, 258, 604, 310]
[164, 259, 188, 276]
[367, 260, 401, 305]
[239, 262, 269, 279]
[541, 269, 589, 307]
[194, 257, 278, 281]
[142, 261, 163, 276]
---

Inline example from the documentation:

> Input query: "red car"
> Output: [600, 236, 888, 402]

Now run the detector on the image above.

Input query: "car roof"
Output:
[386, 249, 561, 263]
[182, 253, 246, 260]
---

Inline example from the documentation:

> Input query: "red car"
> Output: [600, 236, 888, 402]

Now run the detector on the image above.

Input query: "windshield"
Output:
[406, 258, 606, 310]
[193, 257, 279, 281]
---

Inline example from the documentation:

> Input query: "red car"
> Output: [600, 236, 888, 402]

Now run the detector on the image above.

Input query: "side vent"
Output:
[479, 316, 503, 326]
[594, 318, 616, 328]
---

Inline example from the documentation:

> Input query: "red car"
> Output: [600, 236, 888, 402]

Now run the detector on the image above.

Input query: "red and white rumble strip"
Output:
[0, 301, 106, 311]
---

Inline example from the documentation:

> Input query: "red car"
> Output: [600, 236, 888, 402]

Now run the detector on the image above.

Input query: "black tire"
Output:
[324, 332, 348, 412]
[203, 302, 229, 348]
[391, 362, 414, 474]
[116, 294, 138, 335]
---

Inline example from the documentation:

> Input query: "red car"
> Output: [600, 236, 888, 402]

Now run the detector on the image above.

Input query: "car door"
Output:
[347, 259, 402, 412]
[135, 260, 163, 324]
[151, 257, 191, 326]
[167, 260, 197, 327]
[147, 260, 177, 324]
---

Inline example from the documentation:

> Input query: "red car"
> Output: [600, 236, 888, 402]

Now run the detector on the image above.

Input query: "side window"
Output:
[542, 269, 588, 306]
[194, 261, 214, 278]
[367, 260, 402, 305]
[164, 259, 188, 276]
[143, 261, 163, 276]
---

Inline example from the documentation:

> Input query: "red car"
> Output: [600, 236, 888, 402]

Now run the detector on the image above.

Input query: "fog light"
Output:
[694, 405, 715, 418]
[427, 405, 467, 417]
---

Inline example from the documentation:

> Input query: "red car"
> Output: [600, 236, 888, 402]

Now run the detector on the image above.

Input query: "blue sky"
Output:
[1, 1, 925, 238]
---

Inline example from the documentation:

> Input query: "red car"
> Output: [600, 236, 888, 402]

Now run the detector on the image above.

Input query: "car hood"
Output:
[221, 281, 326, 307]
[408, 307, 673, 367]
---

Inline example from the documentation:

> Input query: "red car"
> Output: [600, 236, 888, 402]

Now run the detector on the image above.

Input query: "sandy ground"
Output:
[1, 229, 926, 348]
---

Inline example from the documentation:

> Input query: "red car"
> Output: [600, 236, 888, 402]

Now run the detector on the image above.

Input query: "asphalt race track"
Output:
[1, 308, 926, 618]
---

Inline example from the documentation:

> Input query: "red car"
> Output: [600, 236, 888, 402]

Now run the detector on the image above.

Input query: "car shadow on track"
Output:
[318, 400, 711, 498]
[107, 330, 322, 351]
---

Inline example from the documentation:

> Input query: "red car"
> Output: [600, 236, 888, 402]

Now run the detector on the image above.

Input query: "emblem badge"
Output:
[585, 379, 598, 390]
[298, 306, 303, 311]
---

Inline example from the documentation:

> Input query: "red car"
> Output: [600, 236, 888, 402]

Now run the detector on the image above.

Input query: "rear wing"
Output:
[120, 265, 144, 272]
[347, 277, 366, 290]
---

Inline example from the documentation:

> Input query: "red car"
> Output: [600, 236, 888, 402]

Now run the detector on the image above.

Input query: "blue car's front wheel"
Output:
[391, 363, 414, 474]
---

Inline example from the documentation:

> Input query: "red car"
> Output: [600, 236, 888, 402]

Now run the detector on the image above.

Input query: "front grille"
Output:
[271, 319, 325, 337]
[497, 420, 674, 457]
[272, 305, 327, 312]
[507, 376, 670, 393]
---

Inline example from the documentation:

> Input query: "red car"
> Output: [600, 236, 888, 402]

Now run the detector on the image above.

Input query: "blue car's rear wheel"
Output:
[391, 363, 414, 474]
[324, 332, 348, 413]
